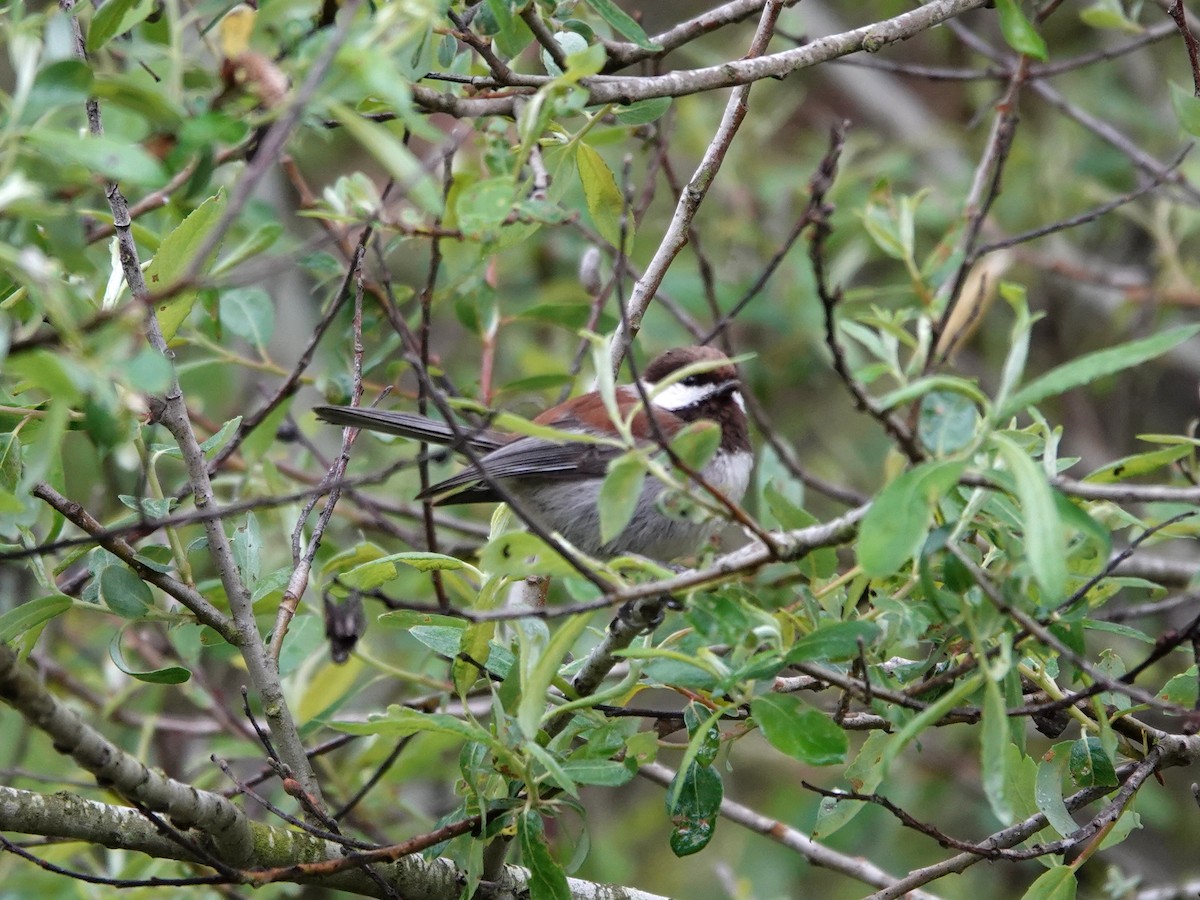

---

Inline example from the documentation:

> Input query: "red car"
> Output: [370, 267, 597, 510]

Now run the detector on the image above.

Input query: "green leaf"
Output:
[994, 0, 1049, 60]
[784, 621, 881, 663]
[125, 348, 173, 393]
[333, 704, 499, 746]
[559, 758, 635, 786]
[993, 433, 1068, 603]
[918, 390, 980, 454]
[86, 0, 154, 52]
[751, 694, 848, 765]
[598, 452, 645, 546]
[378, 609, 467, 631]
[613, 97, 672, 125]
[219, 288, 275, 351]
[667, 763, 722, 856]
[982, 678, 1015, 823]
[861, 201, 908, 260]
[26, 60, 93, 113]
[1034, 741, 1080, 837]
[1083, 443, 1191, 482]
[213, 222, 284, 275]
[327, 102, 442, 214]
[669, 420, 720, 470]
[231, 512, 262, 589]
[685, 703, 722, 767]
[993, 283, 1035, 418]
[1069, 736, 1117, 788]
[408, 625, 465, 659]
[519, 612, 592, 738]
[1001, 324, 1200, 418]
[813, 731, 888, 839]
[24, 129, 167, 188]
[1170, 82, 1200, 136]
[1080, 0, 1144, 32]
[1020, 865, 1077, 900]
[149, 191, 229, 341]
[0, 433, 22, 494]
[479, 532, 584, 576]
[541, 30, 588, 76]
[455, 176, 519, 235]
[109, 630, 191, 684]
[0, 595, 73, 643]
[583, 0, 661, 49]
[97, 565, 153, 618]
[518, 811, 571, 900]
[1158, 666, 1199, 707]
[858, 460, 965, 577]
[383, 551, 477, 574]
[576, 143, 627, 249]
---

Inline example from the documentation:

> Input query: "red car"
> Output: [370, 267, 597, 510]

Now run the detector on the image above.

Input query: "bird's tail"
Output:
[312, 406, 505, 451]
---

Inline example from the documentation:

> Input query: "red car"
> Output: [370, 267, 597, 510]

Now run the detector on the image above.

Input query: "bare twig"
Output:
[610, 0, 785, 371]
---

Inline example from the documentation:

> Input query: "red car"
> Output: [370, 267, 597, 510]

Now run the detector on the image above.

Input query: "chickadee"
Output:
[314, 345, 752, 560]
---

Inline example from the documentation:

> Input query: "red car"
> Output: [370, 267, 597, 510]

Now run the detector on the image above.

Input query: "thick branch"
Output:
[0, 645, 252, 863]
[0, 786, 664, 900]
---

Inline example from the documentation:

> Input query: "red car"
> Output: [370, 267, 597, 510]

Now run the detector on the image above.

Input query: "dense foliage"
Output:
[3, 1, 1200, 898]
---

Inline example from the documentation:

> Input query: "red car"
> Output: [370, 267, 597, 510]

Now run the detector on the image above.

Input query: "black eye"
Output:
[681, 375, 700, 387]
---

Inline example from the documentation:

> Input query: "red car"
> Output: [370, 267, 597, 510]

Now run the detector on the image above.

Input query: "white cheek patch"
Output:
[646, 380, 723, 412]
[731, 390, 745, 414]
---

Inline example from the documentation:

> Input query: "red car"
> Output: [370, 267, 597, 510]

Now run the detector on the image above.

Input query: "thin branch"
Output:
[808, 124, 924, 461]
[30, 483, 237, 642]
[1168, 1, 1200, 95]
[610, 0, 785, 371]
[636, 762, 942, 900]
[602, 0, 803, 70]
[865, 739, 1198, 900]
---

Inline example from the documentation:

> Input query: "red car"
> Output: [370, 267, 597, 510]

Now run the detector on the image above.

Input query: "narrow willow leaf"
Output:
[784, 621, 881, 663]
[520, 612, 592, 738]
[599, 452, 645, 545]
[109, 631, 190, 684]
[333, 704, 499, 747]
[1170, 82, 1200, 136]
[518, 811, 571, 900]
[813, 731, 888, 839]
[576, 143, 627, 249]
[1083, 444, 1191, 483]
[1034, 741, 1080, 837]
[858, 460, 965, 577]
[584, 0, 661, 49]
[0, 595, 72, 643]
[150, 190, 228, 341]
[994, 434, 1067, 602]
[613, 97, 672, 124]
[1020, 865, 1077, 900]
[995, 0, 1049, 60]
[1000, 324, 1200, 419]
[667, 763, 722, 856]
[87, 0, 153, 52]
[751, 694, 848, 765]
[982, 678, 1014, 823]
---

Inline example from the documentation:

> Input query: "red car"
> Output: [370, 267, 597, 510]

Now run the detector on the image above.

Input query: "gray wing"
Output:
[313, 406, 507, 451]
[419, 435, 619, 504]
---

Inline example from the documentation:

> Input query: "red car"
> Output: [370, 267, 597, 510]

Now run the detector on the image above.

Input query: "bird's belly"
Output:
[509, 450, 752, 560]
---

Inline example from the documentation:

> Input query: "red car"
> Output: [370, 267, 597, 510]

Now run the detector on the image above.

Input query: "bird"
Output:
[313, 345, 753, 560]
